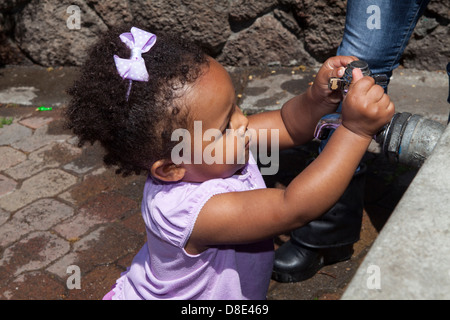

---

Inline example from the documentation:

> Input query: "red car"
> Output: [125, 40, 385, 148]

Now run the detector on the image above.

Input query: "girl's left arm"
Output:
[248, 56, 358, 150]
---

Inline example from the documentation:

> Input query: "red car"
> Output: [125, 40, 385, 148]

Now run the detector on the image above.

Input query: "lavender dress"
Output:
[105, 153, 274, 300]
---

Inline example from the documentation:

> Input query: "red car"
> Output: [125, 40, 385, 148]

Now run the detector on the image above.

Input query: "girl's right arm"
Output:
[185, 69, 394, 255]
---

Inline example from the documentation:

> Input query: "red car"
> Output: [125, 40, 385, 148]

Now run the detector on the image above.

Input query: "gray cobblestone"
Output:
[11, 124, 71, 153]
[0, 174, 17, 198]
[5, 141, 81, 180]
[0, 146, 27, 171]
[0, 231, 70, 277]
[0, 169, 77, 212]
[0, 123, 32, 146]
[0, 208, 10, 226]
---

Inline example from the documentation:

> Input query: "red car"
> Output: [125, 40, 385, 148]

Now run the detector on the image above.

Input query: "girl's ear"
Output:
[150, 160, 186, 182]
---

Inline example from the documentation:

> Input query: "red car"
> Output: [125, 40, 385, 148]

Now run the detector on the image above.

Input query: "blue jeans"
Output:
[337, 0, 430, 85]
[320, 0, 430, 152]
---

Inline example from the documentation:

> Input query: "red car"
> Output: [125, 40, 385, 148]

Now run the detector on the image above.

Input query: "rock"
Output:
[13, 0, 108, 66]
[85, 0, 132, 28]
[273, 8, 302, 38]
[426, 0, 450, 20]
[292, 0, 347, 62]
[413, 17, 439, 39]
[0, 0, 447, 70]
[402, 24, 450, 71]
[0, 10, 32, 65]
[217, 14, 314, 67]
[229, 0, 278, 23]
[130, 0, 230, 55]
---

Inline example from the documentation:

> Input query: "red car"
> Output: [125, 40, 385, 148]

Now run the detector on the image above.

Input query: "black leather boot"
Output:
[272, 163, 367, 283]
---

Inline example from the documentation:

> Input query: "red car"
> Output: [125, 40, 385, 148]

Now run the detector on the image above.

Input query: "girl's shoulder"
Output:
[144, 175, 237, 205]
[143, 152, 265, 218]
[142, 176, 239, 248]
[145, 152, 264, 200]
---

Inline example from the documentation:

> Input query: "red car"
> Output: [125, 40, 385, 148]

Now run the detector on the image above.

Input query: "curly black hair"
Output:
[65, 25, 209, 176]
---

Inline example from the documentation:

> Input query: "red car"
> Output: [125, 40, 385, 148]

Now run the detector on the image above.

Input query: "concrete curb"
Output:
[342, 124, 450, 300]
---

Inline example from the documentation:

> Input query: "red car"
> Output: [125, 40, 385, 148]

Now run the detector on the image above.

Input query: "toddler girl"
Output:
[65, 26, 394, 300]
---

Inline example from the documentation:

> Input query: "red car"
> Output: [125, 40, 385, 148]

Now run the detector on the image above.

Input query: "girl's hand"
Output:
[309, 55, 358, 112]
[342, 68, 395, 139]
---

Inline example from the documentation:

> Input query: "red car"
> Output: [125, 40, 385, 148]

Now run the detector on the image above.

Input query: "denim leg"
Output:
[337, 0, 431, 77]
[319, 0, 430, 152]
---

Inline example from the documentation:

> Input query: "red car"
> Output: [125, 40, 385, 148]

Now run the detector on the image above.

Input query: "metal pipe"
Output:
[316, 59, 448, 168]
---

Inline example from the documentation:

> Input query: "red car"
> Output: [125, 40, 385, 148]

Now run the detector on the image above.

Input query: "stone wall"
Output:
[0, 0, 448, 70]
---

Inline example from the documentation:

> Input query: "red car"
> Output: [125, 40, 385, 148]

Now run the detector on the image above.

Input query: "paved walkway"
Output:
[0, 64, 448, 299]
